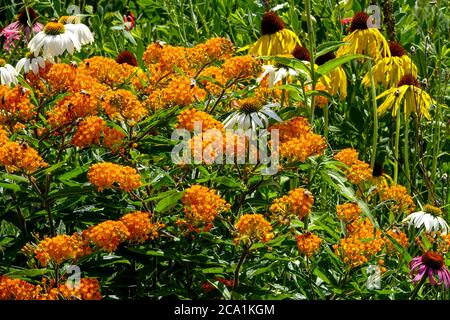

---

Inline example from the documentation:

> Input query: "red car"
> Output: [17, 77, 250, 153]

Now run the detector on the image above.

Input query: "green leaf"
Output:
[316, 54, 369, 78]
[0, 182, 21, 192]
[155, 191, 183, 213]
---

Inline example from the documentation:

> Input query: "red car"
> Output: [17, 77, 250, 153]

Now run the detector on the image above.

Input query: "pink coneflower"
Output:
[341, 17, 352, 25]
[410, 251, 450, 289]
[0, 7, 43, 51]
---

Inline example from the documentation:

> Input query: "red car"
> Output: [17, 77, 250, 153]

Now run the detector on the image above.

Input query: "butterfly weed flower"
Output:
[102, 126, 126, 154]
[336, 12, 390, 60]
[0, 141, 48, 173]
[377, 74, 435, 120]
[0, 275, 42, 300]
[296, 232, 322, 257]
[234, 214, 274, 245]
[28, 21, 81, 58]
[176, 108, 224, 132]
[33, 234, 91, 267]
[336, 203, 361, 222]
[380, 184, 416, 214]
[71, 116, 106, 148]
[410, 251, 450, 289]
[403, 204, 449, 234]
[87, 162, 142, 192]
[197, 66, 227, 95]
[82, 220, 130, 252]
[249, 11, 301, 57]
[120, 211, 164, 243]
[270, 188, 314, 223]
[385, 228, 409, 253]
[103, 89, 148, 123]
[59, 15, 94, 46]
[0, 85, 35, 125]
[0, 59, 19, 87]
[181, 185, 231, 232]
[222, 55, 262, 80]
[58, 278, 101, 300]
[334, 148, 372, 185]
[363, 41, 417, 88]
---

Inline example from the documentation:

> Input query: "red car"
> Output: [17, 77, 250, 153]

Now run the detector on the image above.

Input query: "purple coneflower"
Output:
[0, 8, 43, 51]
[410, 251, 450, 289]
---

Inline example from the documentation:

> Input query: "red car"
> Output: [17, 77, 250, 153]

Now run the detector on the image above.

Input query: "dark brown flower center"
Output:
[372, 162, 383, 177]
[261, 11, 285, 35]
[315, 51, 336, 65]
[292, 45, 310, 62]
[116, 51, 138, 67]
[349, 12, 369, 32]
[422, 251, 444, 270]
[18, 7, 38, 26]
[389, 41, 406, 57]
[397, 74, 419, 87]
[238, 97, 263, 114]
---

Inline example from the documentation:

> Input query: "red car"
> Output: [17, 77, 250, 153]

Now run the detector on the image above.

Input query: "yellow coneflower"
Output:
[336, 12, 390, 60]
[377, 74, 434, 120]
[362, 41, 417, 88]
[249, 11, 300, 57]
[316, 52, 347, 100]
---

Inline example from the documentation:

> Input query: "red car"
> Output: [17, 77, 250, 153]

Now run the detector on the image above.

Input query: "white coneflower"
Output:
[59, 15, 94, 45]
[28, 21, 81, 58]
[0, 58, 18, 86]
[16, 52, 50, 75]
[403, 204, 449, 234]
[257, 64, 298, 87]
[223, 97, 282, 132]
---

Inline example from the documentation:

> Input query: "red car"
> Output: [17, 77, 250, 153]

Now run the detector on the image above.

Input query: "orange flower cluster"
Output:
[181, 185, 231, 232]
[102, 126, 126, 153]
[234, 214, 274, 244]
[120, 211, 164, 243]
[270, 117, 326, 162]
[334, 218, 385, 268]
[34, 234, 91, 267]
[189, 37, 235, 66]
[296, 232, 322, 256]
[79, 56, 144, 88]
[103, 89, 148, 124]
[87, 162, 142, 192]
[0, 141, 48, 173]
[334, 148, 372, 184]
[143, 38, 234, 76]
[176, 108, 224, 132]
[385, 229, 409, 253]
[0, 275, 101, 300]
[147, 76, 206, 110]
[58, 278, 102, 300]
[380, 184, 416, 214]
[71, 116, 106, 148]
[304, 83, 329, 108]
[336, 203, 361, 222]
[47, 92, 100, 128]
[0, 85, 35, 127]
[0, 127, 8, 146]
[198, 66, 227, 95]
[222, 55, 261, 80]
[270, 188, 314, 223]
[0, 275, 42, 300]
[83, 220, 130, 252]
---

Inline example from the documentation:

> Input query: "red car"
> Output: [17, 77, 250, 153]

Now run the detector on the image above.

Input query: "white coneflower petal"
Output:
[28, 21, 81, 58]
[0, 61, 18, 86]
[65, 23, 94, 45]
[403, 210, 449, 234]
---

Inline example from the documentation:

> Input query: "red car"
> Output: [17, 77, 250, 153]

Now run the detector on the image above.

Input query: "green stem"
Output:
[305, 0, 316, 124]
[233, 244, 250, 291]
[368, 60, 378, 170]
[404, 116, 411, 189]
[409, 275, 427, 300]
[323, 104, 329, 138]
[394, 111, 401, 184]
